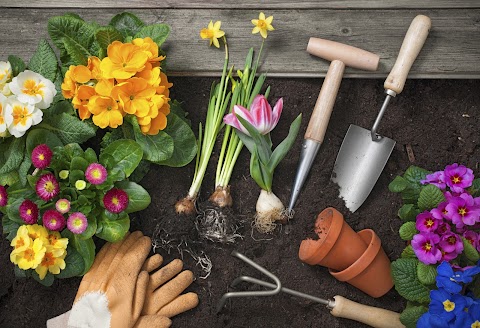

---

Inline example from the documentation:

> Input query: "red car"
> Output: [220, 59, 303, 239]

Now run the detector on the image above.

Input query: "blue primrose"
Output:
[429, 289, 467, 322]
[436, 262, 464, 293]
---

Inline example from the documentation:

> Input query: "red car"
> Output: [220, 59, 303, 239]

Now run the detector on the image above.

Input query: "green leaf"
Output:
[63, 231, 96, 275]
[48, 15, 95, 66]
[115, 180, 151, 213]
[95, 26, 123, 53]
[96, 215, 130, 242]
[78, 215, 97, 240]
[249, 150, 270, 191]
[14, 266, 28, 278]
[169, 100, 191, 126]
[8, 55, 26, 76]
[0, 171, 20, 186]
[44, 100, 74, 119]
[100, 139, 143, 178]
[416, 262, 437, 286]
[109, 12, 145, 38]
[401, 245, 417, 259]
[0, 137, 25, 175]
[84, 148, 98, 164]
[418, 184, 446, 211]
[399, 304, 428, 328]
[399, 222, 418, 241]
[41, 113, 96, 144]
[462, 237, 480, 262]
[268, 114, 302, 173]
[130, 118, 174, 163]
[398, 204, 421, 222]
[468, 178, 480, 197]
[26, 128, 63, 154]
[154, 113, 197, 167]
[31, 270, 55, 287]
[235, 115, 272, 165]
[18, 152, 32, 186]
[2, 215, 20, 241]
[56, 245, 85, 278]
[134, 24, 170, 46]
[391, 258, 431, 303]
[389, 176, 409, 193]
[403, 166, 430, 185]
[70, 156, 89, 172]
[128, 160, 150, 183]
[28, 39, 58, 81]
[470, 275, 480, 299]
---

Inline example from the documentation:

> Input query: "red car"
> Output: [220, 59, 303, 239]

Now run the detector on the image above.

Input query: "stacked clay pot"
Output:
[298, 207, 393, 298]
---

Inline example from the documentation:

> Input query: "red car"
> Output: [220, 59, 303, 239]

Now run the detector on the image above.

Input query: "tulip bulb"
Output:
[254, 189, 288, 233]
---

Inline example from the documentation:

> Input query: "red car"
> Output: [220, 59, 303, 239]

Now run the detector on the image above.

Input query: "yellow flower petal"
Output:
[260, 29, 268, 39]
[259, 12, 266, 20]
[251, 19, 259, 25]
[252, 26, 260, 34]
[265, 16, 274, 24]
[213, 37, 220, 48]
[213, 21, 222, 30]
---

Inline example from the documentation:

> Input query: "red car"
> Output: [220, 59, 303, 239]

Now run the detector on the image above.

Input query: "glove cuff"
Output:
[68, 291, 111, 328]
[47, 310, 71, 328]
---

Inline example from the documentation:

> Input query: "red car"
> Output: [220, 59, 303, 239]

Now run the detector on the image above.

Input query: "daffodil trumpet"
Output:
[175, 34, 232, 215]
[224, 95, 302, 233]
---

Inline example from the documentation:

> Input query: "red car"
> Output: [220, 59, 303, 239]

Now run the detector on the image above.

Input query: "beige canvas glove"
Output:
[133, 254, 199, 328]
[68, 231, 152, 328]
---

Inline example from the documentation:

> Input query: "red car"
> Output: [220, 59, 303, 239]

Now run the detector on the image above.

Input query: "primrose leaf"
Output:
[26, 128, 63, 154]
[109, 12, 145, 38]
[462, 237, 480, 263]
[100, 139, 143, 178]
[0, 138, 25, 175]
[96, 215, 130, 243]
[389, 176, 409, 193]
[41, 113, 96, 144]
[468, 178, 480, 197]
[28, 39, 58, 82]
[18, 152, 32, 186]
[268, 114, 302, 173]
[134, 24, 170, 46]
[418, 184, 445, 211]
[401, 245, 416, 259]
[398, 204, 421, 222]
[115, 180, 151, 213]
[399, 304, 428, 328]
[8, 55, 26, 76]
[399, 222, 418, 241]
[391, 258, 431, 303]
[62, 230, 96, 275]
[2, 215, 20, 241]
[31, 270, 54, 287]
[95, 26, 123, 54]
[403, 166, 430, 185]
[130, 118, 174, 163]
[56, 245, 85, 278]
[416, 262, 437, 286]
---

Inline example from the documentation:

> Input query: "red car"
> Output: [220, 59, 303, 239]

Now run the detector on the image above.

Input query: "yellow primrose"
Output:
[47, 231, 69, 252]
[87, 56, 103, 80]
[251, 12, 274, 39]
[95, 78, 115, 97]
[88, 95, 124, 129]
[61, 70, 77, 99]
[111, 78, 156, 118]
[132, 37, 165, 64]
[136, 64, 161, 88]
[12, 238, 46, 270]
[156, 72, 173, 98]
[26, 224, 49, 242]
[100, 41, 149, 79]
[72, 85, 96, 120]
[35, 246, 66, 280]
[10, 226, 32, 254]
[200, 21, 225, 48]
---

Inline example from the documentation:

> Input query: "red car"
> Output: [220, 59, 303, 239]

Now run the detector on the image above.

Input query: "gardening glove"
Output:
[133, 254, 199, 328]
[68, 231, 151, 328]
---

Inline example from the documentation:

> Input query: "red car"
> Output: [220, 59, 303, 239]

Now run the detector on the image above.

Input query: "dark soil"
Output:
[1, 77, 480, 328]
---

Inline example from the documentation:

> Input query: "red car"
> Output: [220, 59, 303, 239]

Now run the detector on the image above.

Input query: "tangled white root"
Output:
[254, 190, 291, 233]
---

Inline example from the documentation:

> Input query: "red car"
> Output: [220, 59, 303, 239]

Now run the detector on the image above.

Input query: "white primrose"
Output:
[0, 94, 8, 134]
[4, 98, 43, 138]
[9, 70, 56, 109]
[0, 61, 12, 84]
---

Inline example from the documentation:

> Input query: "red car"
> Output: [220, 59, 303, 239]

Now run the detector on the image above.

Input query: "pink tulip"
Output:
[224, 95, 283, 136]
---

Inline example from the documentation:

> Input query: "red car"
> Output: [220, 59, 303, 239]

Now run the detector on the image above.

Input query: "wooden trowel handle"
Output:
[384, 15, 431, 94]
[331, 295, 405, 328]
[305, 60, 344, 143]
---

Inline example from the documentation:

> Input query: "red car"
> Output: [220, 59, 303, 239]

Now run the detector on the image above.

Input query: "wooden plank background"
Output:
[1, 3, 479, 78]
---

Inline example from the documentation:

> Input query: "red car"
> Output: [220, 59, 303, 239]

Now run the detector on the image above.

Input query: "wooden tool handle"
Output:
[330, 295, 405, 328]
[305, 60, 345, 143]
[384, 15, 431, 94]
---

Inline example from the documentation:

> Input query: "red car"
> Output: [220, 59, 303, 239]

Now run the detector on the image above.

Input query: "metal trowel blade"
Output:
[331, 124, 395, 212]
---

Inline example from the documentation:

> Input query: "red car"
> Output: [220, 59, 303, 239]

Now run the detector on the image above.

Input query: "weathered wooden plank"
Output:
[2, 0, 480, 9]
[1, 8, 479, 79]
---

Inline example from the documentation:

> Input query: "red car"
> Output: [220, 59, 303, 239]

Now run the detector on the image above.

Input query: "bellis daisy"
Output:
[103, 188, 129, 213]
[75, 180, 87, 190]
[35, 173, 60, 201]
[43, 209, 66, 231]
[0, 184, 7, 206]
[55, 198, 71, 214]
[67, 212, 88, 234]
[85, 163, 108, 185]
[19, 199, 39, 224]
[59, 170, 69, 179]
[31, 144, 53, 169]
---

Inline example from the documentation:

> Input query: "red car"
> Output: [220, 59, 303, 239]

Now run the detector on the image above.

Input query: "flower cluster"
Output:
[10, 224, 68, 280]
[412, 163, 480, 265]
[418, 261, 480, 327]
[61, 37, 172, 135]
[0, 61, 56, 137]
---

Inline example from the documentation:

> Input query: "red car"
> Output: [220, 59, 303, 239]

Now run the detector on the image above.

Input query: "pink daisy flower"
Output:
[42, 209, 66, 231]
[85, 163, 108, 185]
[0, 185, 7, 206]
[31, 144, 53, 169]
[55, 198, 71, 214]
[35, 173, 60, 201]
[103, 188, 129, 214]
[19, 199, 39, 224]
[67, 212, 88, 234]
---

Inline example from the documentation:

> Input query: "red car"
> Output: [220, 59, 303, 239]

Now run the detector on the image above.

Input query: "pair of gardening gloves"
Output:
[47, 231, 198, 328]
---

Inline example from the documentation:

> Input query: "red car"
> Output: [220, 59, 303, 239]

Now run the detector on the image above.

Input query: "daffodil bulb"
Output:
[254, 189, 287, 233]
[9, 70, 56, 109]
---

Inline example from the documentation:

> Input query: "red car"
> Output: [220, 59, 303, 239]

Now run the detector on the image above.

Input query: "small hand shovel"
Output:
[332, 15, 431, 212]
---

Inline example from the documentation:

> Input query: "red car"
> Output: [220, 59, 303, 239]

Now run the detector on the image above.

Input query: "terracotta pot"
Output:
[329, 229, 393, 298]
[298, 207, 368, 271]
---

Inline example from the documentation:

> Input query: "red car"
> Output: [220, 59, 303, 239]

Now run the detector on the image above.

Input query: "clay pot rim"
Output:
[299, 207, 345, 263]
[329, 229, 381, 281]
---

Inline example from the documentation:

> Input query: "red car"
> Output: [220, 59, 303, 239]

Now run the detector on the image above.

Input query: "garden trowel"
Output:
[332, 15, 431, 212]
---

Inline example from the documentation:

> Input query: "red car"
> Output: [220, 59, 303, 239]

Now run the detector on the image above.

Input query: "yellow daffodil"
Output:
[100, 41, 149, 79]
[11, 238, 46, 270]
[111, 78, 156, 118]
[72, 85, 96, 120]
[251, 12, 274, 39]
[88, 95, 124, 129]
[200, 21, 225, 48]
[35, 246, 66, 280]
